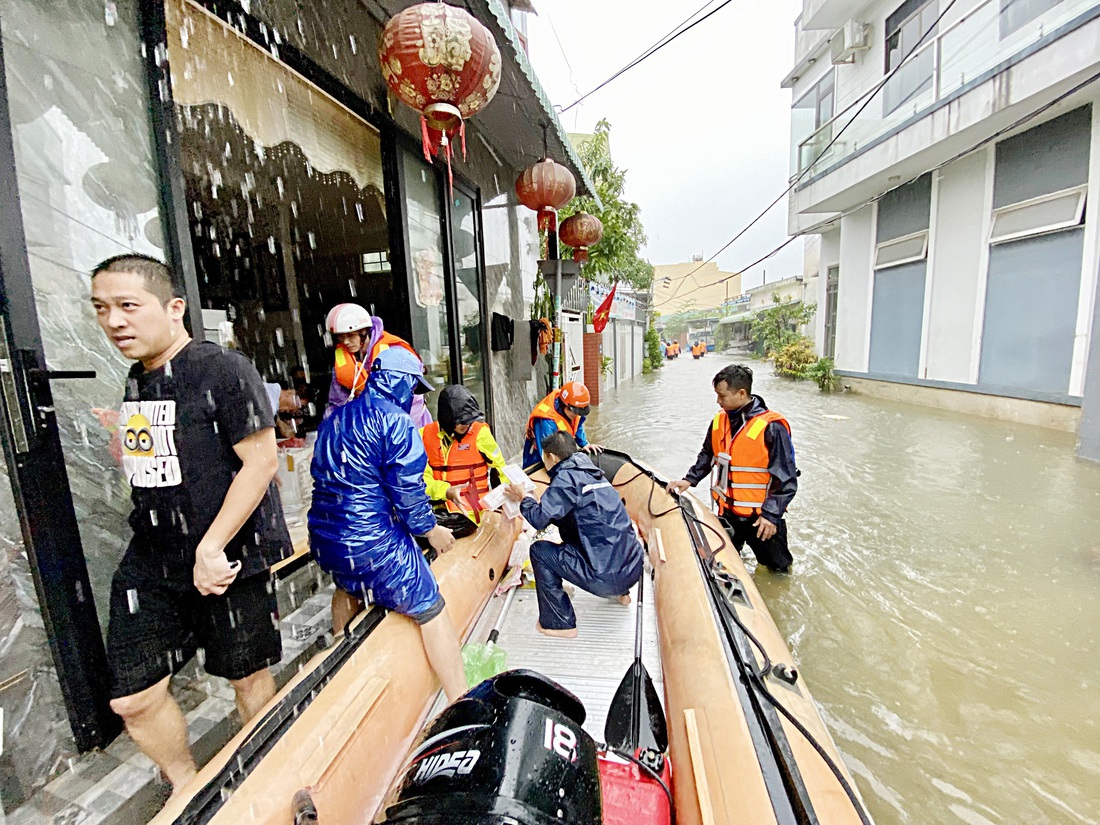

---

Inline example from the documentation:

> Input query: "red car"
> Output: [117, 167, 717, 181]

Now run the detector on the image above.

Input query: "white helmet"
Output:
[326, 303, 372, 335]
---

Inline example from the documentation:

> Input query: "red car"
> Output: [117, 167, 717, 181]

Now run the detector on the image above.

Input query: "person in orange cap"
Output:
[522, 380, 602, 468]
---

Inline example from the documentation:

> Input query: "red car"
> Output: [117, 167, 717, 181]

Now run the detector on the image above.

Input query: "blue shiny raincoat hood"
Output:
[370, 368, 418, 413]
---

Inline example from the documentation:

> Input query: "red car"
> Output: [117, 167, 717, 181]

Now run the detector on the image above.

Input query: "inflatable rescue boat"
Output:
[152, 451, 873, 825]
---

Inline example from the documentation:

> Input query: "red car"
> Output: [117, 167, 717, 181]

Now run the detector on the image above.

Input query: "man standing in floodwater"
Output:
[91, 254, 291, 794]
[667, 363, 797, 572]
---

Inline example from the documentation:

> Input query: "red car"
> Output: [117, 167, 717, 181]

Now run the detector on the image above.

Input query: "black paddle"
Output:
[603, 571, 668, 754]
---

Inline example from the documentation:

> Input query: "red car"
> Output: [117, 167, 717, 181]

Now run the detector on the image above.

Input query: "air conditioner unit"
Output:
[831, 20, 870, 64]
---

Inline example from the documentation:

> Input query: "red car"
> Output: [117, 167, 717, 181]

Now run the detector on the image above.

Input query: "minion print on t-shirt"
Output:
[119, 400, 182, 488]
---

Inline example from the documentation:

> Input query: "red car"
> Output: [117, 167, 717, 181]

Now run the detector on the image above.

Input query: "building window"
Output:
[989, 186, 1086, 244]
[824, 266, 840, 359]
[999, 0, 1063, 38]
[874, 230, 930, 268]
[792, 71, 836, 172]
[883, 0, 938, 115]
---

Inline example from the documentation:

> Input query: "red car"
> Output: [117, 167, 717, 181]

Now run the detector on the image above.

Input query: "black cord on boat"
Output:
[701, 550, 873, 825]
[603, 745, 676, 825]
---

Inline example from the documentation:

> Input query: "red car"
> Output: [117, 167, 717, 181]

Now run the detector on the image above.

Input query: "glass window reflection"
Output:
[450, 189, 487, 411]
[402, 151, 451, 413]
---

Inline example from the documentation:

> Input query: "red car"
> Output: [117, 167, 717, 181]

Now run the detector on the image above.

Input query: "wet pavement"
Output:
[586, 355, 1100, 825]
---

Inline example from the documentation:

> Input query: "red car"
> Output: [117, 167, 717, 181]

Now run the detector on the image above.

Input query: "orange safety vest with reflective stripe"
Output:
[710, 410, 790, 517]
[422, 421, 491, 513]
[333, 333, 419, 397]
[524, 389, 580, 441]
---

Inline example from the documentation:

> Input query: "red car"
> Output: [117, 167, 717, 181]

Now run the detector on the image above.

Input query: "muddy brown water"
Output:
[585, 356, 1100, 824]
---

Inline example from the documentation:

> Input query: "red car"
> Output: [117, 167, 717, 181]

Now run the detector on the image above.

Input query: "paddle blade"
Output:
[603, 661, 668, 754]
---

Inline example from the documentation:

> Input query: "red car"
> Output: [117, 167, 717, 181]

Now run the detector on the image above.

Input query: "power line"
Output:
[560, 0, 735, 114]
[544, 10, 583, 103]
[665, 65, 1100, 310]
[661, 0, 961, 305]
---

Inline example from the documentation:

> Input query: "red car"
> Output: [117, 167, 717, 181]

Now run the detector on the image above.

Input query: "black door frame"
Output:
[0, 28, 120, 752]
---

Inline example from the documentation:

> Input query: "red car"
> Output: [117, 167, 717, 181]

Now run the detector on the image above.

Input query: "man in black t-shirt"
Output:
[91, 254, 291, 794]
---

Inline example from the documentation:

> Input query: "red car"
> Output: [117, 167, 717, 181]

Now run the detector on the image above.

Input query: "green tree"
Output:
[561, 120, 653, 290]
[749, 293, 817, 355]
[643, 318, 663, 373]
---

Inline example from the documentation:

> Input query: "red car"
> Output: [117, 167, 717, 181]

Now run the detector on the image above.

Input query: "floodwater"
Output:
[585, 355, 1100, 825]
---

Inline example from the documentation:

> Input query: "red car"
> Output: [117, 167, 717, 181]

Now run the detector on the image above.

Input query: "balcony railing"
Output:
[795, 0, 1100, 179]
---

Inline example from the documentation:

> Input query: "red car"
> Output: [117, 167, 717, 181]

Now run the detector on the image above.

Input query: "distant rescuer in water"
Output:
[90, 254, 291, 794]
[667, 364, 798, 573]
[308, 347, 468, 702]
[504, 431, 642, 638]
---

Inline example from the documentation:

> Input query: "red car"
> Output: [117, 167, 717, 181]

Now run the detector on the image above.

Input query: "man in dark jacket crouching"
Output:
[504, 431, 642, 638]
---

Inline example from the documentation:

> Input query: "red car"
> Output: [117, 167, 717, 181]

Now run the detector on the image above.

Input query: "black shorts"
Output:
[106, 560, 282, 699]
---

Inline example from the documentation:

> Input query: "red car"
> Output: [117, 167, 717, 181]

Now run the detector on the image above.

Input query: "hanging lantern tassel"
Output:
[538, 209, 557, 234]
[573, 247, 589, 264]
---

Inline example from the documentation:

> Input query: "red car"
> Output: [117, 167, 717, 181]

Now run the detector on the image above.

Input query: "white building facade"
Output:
[783, 0, 1100, 460]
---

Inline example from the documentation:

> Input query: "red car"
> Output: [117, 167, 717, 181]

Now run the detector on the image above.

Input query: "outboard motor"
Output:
[377, 669, 602, 825]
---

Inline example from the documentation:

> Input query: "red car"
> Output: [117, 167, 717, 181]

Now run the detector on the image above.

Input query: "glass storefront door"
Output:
[0, 0, 162, 801]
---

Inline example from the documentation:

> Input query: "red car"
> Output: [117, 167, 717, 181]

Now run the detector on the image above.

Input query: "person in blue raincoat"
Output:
[309, 347, 468, 701]
[504, 431, 643, 638]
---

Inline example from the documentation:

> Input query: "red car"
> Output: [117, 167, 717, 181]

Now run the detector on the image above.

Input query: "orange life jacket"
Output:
[525, 389, 580, 441]
[710, 409, 790, 517]
[333, 332, 419, 397]
[422, 421, 491, 514]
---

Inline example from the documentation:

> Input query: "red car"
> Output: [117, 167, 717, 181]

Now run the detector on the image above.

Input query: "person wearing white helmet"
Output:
[324, 303, 432, 426]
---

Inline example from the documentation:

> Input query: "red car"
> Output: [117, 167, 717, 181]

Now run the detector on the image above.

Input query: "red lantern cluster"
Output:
[559, 211, 603, 263]
[380, 3, 502, 165]
[515, 158, 576, 232]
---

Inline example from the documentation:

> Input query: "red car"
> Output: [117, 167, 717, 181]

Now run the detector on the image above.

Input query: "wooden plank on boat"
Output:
[684, 708, 716, 825]
[652, 527, 667, 564]
[299, 674, 388, 788]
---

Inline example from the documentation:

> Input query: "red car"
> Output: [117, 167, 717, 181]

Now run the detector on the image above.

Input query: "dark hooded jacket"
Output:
[437, 385, 485, 437]
[683, 393, 798, 523]
[308, 365, 436, 583]
[519, 453, 642, 584]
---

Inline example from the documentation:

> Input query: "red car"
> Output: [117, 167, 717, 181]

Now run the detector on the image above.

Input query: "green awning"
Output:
[717, 310, 756, 326]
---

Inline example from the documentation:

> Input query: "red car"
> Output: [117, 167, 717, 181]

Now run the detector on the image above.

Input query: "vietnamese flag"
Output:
[592, 282, 617, 333]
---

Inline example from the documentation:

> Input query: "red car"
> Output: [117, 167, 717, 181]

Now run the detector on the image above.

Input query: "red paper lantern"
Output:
[515, 158, 576, 232]
[559, 211, 603, 263]
[380, 3, 502, 164]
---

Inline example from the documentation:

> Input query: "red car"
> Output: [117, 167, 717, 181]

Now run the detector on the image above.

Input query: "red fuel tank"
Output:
[597, 751, 672, 825]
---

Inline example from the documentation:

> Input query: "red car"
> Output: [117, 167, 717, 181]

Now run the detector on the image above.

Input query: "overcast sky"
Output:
[524, 0, 805, 290]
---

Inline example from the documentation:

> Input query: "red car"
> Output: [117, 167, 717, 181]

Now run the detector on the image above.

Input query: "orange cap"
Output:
[560, 381, 591, 410]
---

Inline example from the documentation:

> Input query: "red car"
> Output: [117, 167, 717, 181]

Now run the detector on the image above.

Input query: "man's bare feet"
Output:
[536, 621, 578, 639]
[617, 594, 631, 606]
